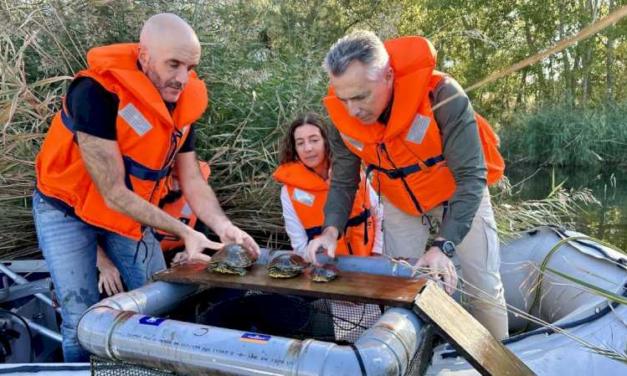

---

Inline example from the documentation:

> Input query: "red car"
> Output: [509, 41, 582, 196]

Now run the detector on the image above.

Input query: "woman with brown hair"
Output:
[273, 112, 382, 256]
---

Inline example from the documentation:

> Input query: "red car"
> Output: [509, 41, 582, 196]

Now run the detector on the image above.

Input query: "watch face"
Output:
[442, 241, 455, 256]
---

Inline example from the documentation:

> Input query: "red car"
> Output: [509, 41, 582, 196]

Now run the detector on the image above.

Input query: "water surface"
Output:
[505, 166, 626, 250]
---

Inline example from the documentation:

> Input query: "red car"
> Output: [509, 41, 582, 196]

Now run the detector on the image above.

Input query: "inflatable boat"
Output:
[1, 226, 625, 375]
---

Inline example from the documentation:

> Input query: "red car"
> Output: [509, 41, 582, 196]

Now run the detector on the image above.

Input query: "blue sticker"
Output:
[240, 332, 271, 344]
[139, 316, 166, 326]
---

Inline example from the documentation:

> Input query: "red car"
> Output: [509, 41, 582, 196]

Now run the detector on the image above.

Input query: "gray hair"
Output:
[323, 30, 389, 81]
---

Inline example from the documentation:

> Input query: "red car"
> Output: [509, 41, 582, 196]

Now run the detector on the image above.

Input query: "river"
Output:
[506, 166, 626, 250]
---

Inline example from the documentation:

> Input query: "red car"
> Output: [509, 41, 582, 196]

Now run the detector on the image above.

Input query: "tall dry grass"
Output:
[0, 1, 610, 259]
[0, 30, 71, 258]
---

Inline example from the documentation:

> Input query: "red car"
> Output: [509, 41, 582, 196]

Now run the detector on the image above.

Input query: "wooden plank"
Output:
[154, 262, 426, 307]
[414, 280, 535, 376]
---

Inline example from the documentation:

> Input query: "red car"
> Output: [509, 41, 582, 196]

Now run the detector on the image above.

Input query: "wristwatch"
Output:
[432, 239, 456, 258]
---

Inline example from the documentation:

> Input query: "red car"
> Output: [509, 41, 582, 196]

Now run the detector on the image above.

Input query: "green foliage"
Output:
[500, 102, 627, 166]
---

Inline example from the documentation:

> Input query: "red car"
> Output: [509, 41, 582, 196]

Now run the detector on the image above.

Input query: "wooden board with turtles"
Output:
[208, 246, 340, 283]
[155, 258, 426, 308]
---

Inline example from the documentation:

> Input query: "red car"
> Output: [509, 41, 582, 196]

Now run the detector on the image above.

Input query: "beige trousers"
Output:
[383, 188, 509, 339]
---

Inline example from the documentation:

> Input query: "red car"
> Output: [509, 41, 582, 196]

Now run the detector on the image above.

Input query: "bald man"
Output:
[33, 13, 259, 361]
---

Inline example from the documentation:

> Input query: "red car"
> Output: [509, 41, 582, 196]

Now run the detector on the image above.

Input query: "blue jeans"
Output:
[32, 190, 166, 362]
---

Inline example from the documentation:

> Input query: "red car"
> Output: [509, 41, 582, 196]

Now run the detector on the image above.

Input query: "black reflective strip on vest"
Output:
[154, 232, 180, 242]
[365, 141, 447, 216]
[306, 208, 370, 241]
[345, 208, 370, 228]
[424, 154, 445, 167]
[366, 163, 419, 179]
[346, 208, 371, 246]
[305, 226, 322, 241]
[159, 189, 183, 207]
[123, 156, 171, 181]
[365, 154, 444, 179]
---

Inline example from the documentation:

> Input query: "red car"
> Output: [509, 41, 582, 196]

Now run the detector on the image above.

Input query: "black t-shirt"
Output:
[66, 77, 196, 152]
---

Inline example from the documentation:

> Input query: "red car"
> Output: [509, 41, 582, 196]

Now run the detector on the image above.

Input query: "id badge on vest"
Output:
[119, 103, 153, 136]
[405, 114, 430, 144]
[293, 188, 315, 207]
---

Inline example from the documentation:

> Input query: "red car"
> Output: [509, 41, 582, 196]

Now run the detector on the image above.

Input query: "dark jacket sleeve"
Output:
[432, 77, 487, 244]
[322, 123, 362, 234]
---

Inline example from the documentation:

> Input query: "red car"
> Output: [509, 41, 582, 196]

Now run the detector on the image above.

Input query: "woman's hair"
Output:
[278, 112, 331, 165]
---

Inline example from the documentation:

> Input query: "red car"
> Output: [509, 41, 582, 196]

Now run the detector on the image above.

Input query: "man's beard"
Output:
[147, 68, 183, 96]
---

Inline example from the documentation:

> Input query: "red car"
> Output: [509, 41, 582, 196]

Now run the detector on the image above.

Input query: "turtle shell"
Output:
[267, 253, 308, 279]
[308, 264, 339, 283]
[208, 243, 256, 275]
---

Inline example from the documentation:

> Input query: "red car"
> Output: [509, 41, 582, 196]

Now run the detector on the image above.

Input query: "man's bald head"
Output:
[140, 13, 200, 55]
[138, 13, 201, 102]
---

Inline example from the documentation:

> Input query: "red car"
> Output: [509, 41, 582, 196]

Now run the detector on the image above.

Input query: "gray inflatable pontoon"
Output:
[1, 226, 625, 375]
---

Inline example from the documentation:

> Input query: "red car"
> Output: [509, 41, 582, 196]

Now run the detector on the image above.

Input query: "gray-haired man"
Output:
[305, 30, 508, 339]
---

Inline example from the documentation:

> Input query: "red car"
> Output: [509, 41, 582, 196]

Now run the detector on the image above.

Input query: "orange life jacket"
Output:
[323, 36, 504, 216]
[35, 43, 208, 240]
[157, 161, 211, 252]
[273, 161, 376, 256]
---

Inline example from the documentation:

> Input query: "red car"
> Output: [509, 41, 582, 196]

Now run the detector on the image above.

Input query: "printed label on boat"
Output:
[138, 316, 166, 326]
[240, 332, 271, 344]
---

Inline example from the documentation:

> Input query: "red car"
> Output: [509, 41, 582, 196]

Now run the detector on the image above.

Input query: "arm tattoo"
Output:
[76, 131, 189, 236]
[76, 131, 125, 193]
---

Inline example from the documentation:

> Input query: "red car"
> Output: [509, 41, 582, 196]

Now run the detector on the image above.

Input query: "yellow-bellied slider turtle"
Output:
[208, 243, 256, 276]
[267, 253, 308, 279]
[307, 264, 339, 283]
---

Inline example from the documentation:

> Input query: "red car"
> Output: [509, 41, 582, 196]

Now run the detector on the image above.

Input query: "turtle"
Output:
[267, 252, 308, 279]
[207, 243, 257, 276]
[307, 264, 339, 283]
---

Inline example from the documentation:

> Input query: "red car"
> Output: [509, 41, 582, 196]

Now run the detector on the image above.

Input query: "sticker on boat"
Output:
[240, 332, 271, 344]
[138, 316, 166, 326]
